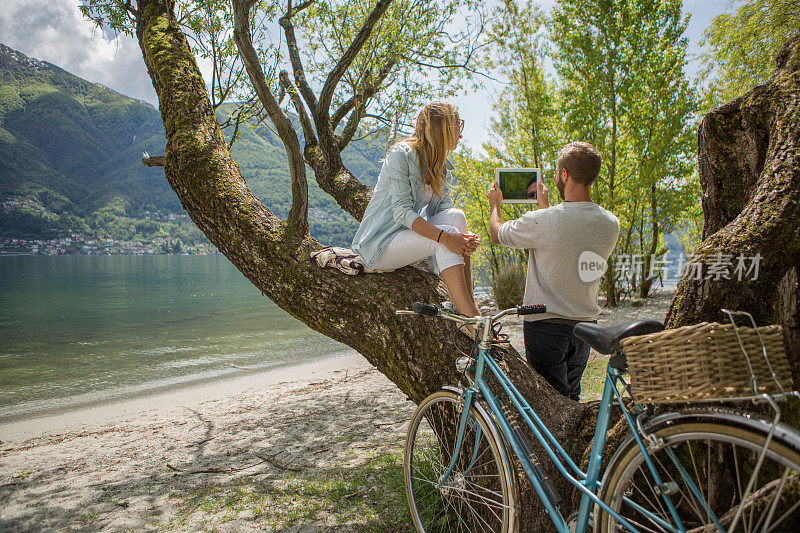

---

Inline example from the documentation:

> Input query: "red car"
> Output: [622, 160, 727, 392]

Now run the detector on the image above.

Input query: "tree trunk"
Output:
[779, 265, 800, 384]
[639, 184, 659, 298]
[665, 30, 800, 386]
[134, 1, 589, 528]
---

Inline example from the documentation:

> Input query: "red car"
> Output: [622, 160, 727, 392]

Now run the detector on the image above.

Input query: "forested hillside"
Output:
[0, 44, 385, 246]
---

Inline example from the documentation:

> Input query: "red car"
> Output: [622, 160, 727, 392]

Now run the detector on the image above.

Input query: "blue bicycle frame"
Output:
[439, 327, 695, 533]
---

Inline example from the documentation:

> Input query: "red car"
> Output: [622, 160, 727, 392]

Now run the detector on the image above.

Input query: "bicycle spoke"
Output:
[754, 466, 789, 532]
[455, 486, 468, 533]
[459, 490, 502, 532]
[653, 446, 705, 520]
[405, 392, 512, 532]
[449, 485, 508, 512]
[686, 440, 710, 526]
[767, 497, 800, 533]
[618, 514, 670, 533]
[744, 452, 762, 533]
[599, 420, 800, 533]
[631, 471, 670, 524]
[464, 479, 507, 502]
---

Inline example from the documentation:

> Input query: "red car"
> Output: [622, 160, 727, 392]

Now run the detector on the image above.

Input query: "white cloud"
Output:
[0, 0, 157, 105]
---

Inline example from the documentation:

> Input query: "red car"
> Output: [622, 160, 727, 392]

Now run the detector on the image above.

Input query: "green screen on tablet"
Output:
[495, 168, 540, 203]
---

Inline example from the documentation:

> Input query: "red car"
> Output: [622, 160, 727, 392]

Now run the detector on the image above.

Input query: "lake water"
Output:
[0, 255, 351, 419]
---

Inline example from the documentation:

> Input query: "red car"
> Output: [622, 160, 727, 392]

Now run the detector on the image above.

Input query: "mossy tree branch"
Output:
[133, 2, 589, 527]
[256, 0, 373, 221]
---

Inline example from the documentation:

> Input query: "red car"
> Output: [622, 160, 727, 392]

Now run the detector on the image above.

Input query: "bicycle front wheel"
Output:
[597, 412, 800, 533]
[404, 389, 516, 533]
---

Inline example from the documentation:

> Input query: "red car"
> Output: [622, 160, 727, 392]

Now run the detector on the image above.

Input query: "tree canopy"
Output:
[700, 0, 800, 111]
[454, 0, 699, 302]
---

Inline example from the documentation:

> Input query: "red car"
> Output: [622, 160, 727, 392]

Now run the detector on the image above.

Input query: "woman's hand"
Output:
[441, 231, 472, 255]
[464, 233, 480, 255]
[441, 232, 480, 256]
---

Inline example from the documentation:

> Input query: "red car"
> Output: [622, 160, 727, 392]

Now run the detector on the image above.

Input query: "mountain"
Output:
[0, 44, 386, 246]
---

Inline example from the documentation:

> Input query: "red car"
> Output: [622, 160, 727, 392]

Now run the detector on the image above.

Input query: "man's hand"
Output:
[488, 181, 503, 208]
[488, 182, 504, 245]
[538, 182, 550, 209]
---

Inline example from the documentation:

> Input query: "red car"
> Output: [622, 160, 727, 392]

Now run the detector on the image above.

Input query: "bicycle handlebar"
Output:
[412, 302, 440, 316]
[395, 302, 546, 323]
[517, 304, 547, 316]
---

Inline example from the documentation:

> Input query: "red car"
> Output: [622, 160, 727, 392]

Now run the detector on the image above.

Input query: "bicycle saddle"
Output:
[572, 320, 664, 354]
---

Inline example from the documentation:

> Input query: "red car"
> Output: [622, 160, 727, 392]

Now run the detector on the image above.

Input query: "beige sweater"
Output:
[498, 201, 620, 322]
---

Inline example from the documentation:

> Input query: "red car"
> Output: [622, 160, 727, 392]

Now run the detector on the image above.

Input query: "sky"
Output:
[0, 0, 729, 153]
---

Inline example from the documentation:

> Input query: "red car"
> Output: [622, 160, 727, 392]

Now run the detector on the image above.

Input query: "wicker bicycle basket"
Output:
[619, 322, 793, 404]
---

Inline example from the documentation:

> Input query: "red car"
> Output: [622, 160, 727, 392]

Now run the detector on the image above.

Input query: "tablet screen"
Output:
[495, 168, 540, 203]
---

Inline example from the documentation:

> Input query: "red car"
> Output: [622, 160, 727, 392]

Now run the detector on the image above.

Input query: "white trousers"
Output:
[372, 208, 469, 273]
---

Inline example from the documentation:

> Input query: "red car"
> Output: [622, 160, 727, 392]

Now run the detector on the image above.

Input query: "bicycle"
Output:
[396, 302, 800, 532]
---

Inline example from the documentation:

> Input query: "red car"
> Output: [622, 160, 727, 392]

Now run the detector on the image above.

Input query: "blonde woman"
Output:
[352, 102, 481, 319]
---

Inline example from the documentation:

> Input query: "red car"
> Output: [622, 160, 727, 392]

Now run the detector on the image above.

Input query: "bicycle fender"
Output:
[647, 407, 800, 450]
[605, 406, 800, 474]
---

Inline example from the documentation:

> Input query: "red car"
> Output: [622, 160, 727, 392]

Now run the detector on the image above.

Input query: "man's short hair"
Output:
[556, 142, 602, 187]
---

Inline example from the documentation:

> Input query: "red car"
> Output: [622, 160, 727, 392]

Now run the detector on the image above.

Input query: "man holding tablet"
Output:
[487, 142, 620, 401]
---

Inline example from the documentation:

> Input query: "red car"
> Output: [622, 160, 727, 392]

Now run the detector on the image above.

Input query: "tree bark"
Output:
[665, 30, 800, 385]
[133, 1, 589, 528]
[779, 265, 800, 384]
[639, 184, 659, 298]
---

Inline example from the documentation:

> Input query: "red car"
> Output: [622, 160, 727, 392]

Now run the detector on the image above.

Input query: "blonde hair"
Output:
[404, 102, 459, 198]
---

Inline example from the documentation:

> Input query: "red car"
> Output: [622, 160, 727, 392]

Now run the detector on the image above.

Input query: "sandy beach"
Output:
[0, 288, 675, 531]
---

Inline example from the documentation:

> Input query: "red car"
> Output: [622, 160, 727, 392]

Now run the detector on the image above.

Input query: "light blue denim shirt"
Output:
[352, 141, 454, 272]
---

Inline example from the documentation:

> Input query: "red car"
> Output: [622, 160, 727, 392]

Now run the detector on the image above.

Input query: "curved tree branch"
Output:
[331, 59, 397, 131]
[279, 0, 319, 115]
[318, 0, 393, 124]
[279, 70, 317, 146]
[232, 0, 308, 235]
[235, 0, 373, 224]
[337, 94, 367, 151]
[330, 94, 359, 132]
[331, 92, 358, 131]
[335, 59, 396, 151]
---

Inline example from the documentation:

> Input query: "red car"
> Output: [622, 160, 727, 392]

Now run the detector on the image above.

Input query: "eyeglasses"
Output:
[457, 119, 465, 133]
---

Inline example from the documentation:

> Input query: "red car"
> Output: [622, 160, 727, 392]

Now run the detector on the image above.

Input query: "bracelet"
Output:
[436, 229, 445, 243]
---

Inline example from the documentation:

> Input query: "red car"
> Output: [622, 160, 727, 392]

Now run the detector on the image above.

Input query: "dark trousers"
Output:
[523, 320, 591, 401]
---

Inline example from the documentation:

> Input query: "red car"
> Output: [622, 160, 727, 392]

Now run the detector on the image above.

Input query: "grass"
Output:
[167, 451, 411, 532]
[492, 263, 526, 310]
[580, 351, 608, 401]
[79, 509, 99, 525]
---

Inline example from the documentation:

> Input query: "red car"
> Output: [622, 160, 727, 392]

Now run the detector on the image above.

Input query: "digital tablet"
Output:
[495, 168, 540, 204]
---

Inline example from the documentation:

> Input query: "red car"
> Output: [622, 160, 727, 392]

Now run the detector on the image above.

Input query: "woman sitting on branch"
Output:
[352, 101, 481, 320]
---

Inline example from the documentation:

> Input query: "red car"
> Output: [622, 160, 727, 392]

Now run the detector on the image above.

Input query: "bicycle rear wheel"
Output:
[597, 412, 800, 533]
[404, 389, 516, 533]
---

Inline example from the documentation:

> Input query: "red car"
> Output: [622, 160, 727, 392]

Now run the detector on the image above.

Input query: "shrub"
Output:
[492, 262, 526, 309]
